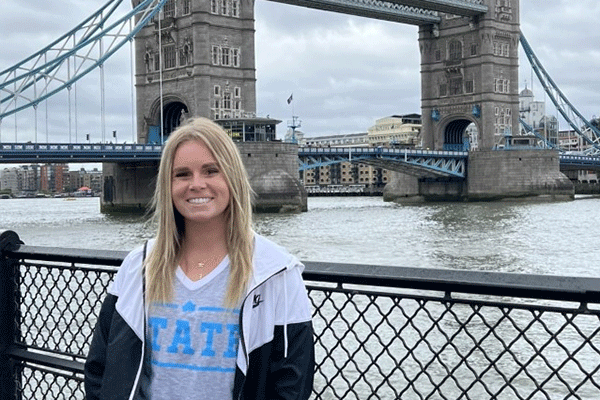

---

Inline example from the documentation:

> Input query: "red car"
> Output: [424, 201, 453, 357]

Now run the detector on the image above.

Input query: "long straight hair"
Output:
[145, 117, 254, 308]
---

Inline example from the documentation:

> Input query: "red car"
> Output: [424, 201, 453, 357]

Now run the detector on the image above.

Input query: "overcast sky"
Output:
[0, 0, 599, 144]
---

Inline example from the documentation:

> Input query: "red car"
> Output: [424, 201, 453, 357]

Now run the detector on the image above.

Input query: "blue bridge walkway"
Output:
[2, 143, 600, 178]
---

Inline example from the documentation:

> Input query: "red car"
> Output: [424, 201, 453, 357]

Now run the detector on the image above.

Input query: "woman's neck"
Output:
[178, 218, 229, 280]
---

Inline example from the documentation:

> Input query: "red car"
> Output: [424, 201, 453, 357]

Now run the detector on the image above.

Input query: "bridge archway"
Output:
[443, 119, 477, 151]
[162, 101, 189, 137]
[146, 95, 189, 143]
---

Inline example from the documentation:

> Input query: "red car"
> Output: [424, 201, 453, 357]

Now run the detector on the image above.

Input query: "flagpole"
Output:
[287, 93, 300, 144]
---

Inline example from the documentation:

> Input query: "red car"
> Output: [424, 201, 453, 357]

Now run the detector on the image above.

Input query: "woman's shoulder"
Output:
[253, 233, 303, 276]
[253, 234, 292, 261]
[109, 239, 155, 295]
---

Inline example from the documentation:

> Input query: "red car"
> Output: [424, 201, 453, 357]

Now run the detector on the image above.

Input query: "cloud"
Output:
[1, 0, 599, 144]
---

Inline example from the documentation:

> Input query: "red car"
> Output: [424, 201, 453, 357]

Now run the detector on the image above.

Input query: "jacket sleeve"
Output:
[240, 267, 315, 400]
[84, 293, 118, 400]
[269, 266, 315, 400]
[269, 321, 315, 400]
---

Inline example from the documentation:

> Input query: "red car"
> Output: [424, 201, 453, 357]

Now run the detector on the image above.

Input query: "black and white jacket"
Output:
[84, 234, 315, 399]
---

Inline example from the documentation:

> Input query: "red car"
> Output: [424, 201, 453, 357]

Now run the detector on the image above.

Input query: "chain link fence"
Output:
[1, 231, 599, 399]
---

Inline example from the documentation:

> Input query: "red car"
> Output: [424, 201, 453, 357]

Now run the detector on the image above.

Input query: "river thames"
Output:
[1, 195, 600, 278]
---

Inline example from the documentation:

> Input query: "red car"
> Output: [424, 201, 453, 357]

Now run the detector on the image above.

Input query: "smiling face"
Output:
[171, 140, 231, 230]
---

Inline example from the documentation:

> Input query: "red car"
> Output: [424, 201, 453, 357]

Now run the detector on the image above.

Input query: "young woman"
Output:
[85, 118, 315, 399]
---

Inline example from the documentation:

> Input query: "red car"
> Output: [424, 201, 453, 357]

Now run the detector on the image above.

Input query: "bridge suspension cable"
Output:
[518, 117, 559, 150]
[0, 0, 168, 140]
[520, 33, 600, 155]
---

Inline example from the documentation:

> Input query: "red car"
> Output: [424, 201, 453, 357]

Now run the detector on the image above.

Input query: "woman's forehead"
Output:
[172, 140, 217, 164]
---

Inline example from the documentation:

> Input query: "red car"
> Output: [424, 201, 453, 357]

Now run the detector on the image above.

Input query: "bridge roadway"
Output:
[1, 143, 599, 178]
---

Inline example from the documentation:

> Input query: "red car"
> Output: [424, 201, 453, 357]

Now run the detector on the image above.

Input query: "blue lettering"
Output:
[148, 317, 167, 351]
[200, 322, 222, 357]
[223, 324, 239, 358]
[167, 320, 195, 355]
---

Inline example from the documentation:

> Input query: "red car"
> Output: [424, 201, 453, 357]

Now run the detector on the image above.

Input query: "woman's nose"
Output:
[190, 173, 207, 189]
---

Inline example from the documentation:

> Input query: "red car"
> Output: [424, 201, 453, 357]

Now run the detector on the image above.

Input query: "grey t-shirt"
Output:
[148, 257, 240, 399]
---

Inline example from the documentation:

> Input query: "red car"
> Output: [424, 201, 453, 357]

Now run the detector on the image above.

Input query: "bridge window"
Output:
[221, 0, 228, 15]
[163, 45, 176, 69]
[214, 85, 220, 96]
[449, 40, 462, 62]
[435, 49, 441, 61]
[223, 93, 232, 110]
[449, 77, 463, 95]
[470, 43, 477, 56]
[494, 78, 510, 93]
[164, 0, 175, 18]
[234, 87, 240, 97]
[211, 0, 218, 13]
[231, 0, 240, 17]
[494, 107, 512, 135]
[211, 46, 240, 68]
[465, 80, 474, 94]
[182, 0, 191, 15]
[221, 47, 230, 66]
[493, 41, 510, 57]
[232, 49, 240, 67]
[212, 46, 220, 65]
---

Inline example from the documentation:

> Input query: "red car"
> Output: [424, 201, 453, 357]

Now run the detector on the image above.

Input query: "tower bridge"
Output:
[2, 0, 598, 207]
[3, 142, 600, 180]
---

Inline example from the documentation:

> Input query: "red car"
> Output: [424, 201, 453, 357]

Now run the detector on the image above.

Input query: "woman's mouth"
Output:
[188, 197, 211, 204]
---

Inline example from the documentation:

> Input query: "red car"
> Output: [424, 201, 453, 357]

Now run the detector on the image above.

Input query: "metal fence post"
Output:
[0, 230, 23, 400]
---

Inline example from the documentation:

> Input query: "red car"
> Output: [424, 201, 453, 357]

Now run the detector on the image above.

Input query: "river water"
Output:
[3, 195, 600, 399]
[1, 195, 600, 277]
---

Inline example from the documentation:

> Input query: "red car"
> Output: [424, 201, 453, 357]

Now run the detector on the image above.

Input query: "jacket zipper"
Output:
[237, 266, 287, 399]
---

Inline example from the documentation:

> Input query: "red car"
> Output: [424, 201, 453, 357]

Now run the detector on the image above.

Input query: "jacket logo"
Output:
[252, 294, 263, 308]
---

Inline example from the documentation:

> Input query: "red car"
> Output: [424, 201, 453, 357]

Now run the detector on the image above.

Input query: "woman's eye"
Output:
[174, 171, 190, 178]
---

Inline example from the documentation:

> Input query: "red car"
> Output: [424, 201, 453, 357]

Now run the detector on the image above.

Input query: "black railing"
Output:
[1, 230, 600, 399]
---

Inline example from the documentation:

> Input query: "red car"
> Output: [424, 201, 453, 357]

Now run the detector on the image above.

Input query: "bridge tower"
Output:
[132, 0, 256, 142]
[419, 0, 519, 151]
[385, 0, 573, 202]
[102, 0, 307, 213]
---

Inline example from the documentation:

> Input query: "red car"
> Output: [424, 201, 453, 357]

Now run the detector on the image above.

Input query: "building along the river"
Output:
[298, 114, 422, 194]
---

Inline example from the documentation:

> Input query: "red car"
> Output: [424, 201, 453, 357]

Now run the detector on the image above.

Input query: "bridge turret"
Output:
[419, 0, 520, 151]
[132, 0, 257, 144]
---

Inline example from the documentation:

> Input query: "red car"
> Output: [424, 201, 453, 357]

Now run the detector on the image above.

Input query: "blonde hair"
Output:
[145, 117, 254, 308]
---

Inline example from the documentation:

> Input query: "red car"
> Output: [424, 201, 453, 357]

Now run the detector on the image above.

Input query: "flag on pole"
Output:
[287, 93, 293, 104]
